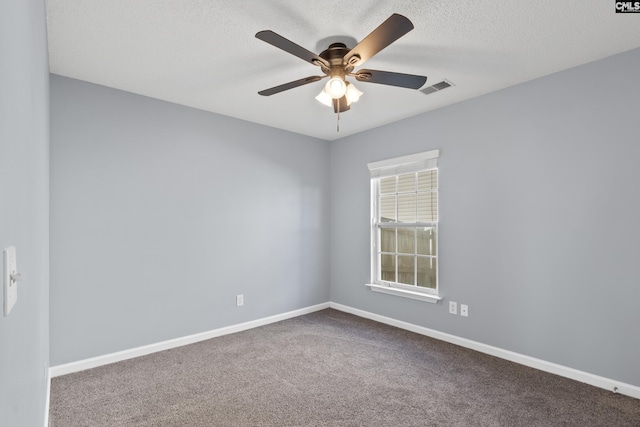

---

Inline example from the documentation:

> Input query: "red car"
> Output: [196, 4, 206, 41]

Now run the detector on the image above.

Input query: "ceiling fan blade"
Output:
[355, 69, 427, 89]
[256, 30, 330, 68]
[258, 75, 324, 96]
[344, 14, 414, 67]
[333, 96, 350, 113]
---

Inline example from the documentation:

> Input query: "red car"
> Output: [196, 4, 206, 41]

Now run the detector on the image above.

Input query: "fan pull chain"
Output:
[336, 110, 340, 132]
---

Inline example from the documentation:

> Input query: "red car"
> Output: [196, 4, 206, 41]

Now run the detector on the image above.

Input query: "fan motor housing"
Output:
[318, 43, 354, 76]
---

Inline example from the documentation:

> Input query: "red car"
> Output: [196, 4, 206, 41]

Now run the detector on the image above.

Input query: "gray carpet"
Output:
[50, 309, 640, 426]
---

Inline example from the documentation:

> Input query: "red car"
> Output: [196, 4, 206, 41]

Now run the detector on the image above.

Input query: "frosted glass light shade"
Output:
[345, 83, 363, 105]
[326, 77, 347, 98]
[315, 89, 333, 107]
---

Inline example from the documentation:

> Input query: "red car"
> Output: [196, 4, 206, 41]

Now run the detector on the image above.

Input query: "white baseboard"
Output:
[44, 368, 51, 427]
[49, 302, 330, 378]
[329, 302, 640, 400]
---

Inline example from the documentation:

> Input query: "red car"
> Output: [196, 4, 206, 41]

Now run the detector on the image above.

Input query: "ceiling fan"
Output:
[255, 13, 427, 115]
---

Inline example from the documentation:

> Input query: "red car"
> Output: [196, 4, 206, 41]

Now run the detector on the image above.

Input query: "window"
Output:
[367, 150, 441, 303]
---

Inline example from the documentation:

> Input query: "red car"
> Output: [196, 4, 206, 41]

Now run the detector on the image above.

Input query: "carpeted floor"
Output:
[49, 309, 640, 426]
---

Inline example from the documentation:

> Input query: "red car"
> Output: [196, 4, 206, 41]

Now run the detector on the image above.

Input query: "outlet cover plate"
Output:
[449, 301, 457, 315]
[461, 304, 469, 317]
[3, 246, 18, 316]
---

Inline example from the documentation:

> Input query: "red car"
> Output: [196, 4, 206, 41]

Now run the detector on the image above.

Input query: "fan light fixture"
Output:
[316, 81, 363, 107]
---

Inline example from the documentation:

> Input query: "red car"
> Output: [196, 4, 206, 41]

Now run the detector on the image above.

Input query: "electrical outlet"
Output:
[460, 304, 469, 317]
[449, 301, 457, 315]
[236, 294, 244, 307]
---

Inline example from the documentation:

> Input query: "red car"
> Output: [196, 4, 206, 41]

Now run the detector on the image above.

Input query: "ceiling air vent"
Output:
[420, 80, 453, 95]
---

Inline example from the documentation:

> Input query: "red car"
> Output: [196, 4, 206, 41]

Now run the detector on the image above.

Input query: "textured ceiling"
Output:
[46, 1, 640, 141]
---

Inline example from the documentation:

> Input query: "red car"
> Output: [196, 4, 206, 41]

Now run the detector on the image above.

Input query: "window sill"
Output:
[365, 283, 442, 304]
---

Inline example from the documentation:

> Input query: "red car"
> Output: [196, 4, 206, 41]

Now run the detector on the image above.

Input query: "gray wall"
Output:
[330, 48, 640, 388]
[50, 75, 330, 365]
[0, 0, 50, 425]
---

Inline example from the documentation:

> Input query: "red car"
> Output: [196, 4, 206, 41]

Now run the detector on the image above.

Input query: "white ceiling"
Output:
[46, 1, 640, 141]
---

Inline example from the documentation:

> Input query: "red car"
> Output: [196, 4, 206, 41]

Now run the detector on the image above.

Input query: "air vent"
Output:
[421, 86, 438, 95]
[420, 80, 453, 95]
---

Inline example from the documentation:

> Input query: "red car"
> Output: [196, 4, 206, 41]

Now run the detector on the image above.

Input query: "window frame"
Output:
[366, 150, 442, 304]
